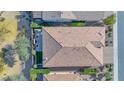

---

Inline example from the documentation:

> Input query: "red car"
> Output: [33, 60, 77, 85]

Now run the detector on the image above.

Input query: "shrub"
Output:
[103, 14, 116, 25]
[30, 68, 50, 75]
[105, 72, 112, 81]
[70, 21, 85, 26]
[30, 73, 37, 81]
[105, 64, 113, 72]
[30, 68, 50, 81]
[81, 68, 97, 75]
[14, 29, 30, 61]
[2, 44, 16, 67]
[0, 17, 5, 22]
[30, 21, 42, 29]
[108, 32, 112, 37]
[8, 73, 27, 81]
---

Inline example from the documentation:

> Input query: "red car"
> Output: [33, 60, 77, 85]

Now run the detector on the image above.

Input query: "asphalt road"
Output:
[118, 11, 124, 81]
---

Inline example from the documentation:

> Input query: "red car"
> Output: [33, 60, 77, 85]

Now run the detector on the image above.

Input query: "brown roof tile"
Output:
[43, 27, 105, 67]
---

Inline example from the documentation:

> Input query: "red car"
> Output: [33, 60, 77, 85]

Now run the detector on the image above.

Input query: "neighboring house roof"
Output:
[42, 11, 61, 21]
[44, 73, 81, 81]
[63, 11, 113, 21]
[32, 11, 42, 19]
[35, 11, 113, 21]
[43, 27, 105, 67]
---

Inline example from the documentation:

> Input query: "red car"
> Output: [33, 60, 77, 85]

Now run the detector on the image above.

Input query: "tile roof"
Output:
[65, 11, 113, 21]
[41, 11, 113, 21]
[43, 27, 105, 67]
[44, 73, 80, 81]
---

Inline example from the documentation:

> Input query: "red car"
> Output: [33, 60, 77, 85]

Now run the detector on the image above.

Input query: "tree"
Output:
[2, 44, 16, 67]
[103, 14, 116, 25]
[0, 17, 5, 22]
[80, 68, 98, 75]
[30, 21, 42, 29]
[30, 68, 50, 81]
[14, 29, 30, 62]
[105, 72, 112, 81]
[8, 73, 27, 81]
[70, 21, 85, 26]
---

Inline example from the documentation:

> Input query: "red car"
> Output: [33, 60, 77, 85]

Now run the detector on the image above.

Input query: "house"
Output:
[31, 11, 113, 81]
[33, 11, 113, 22]
[42, 27, 105, 67]
[44, 73, 81, 81]
[32, 11, 42, 19]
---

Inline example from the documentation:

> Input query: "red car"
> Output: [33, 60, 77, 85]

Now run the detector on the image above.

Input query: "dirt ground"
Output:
[0, 12, 22, 80]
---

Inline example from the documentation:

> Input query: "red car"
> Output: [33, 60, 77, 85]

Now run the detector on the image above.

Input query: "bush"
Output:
[70, 21, 85, 26]
[105, 72, 112, 81]
[8, 73, 27, 81]
[30, 68, 50, 81]
[81, 68, 97, 75]
[14, 29, 30, 61]
[108, 32, 112, 37]
[30, 73, 37, 81]
[30, 21, 42, 29]
[30, 68, 50, 74]
[2, 45, 16, 67]
[105, 64, 113, 72]
[0, 17, 5, 22]
[103, 14, 116, 25]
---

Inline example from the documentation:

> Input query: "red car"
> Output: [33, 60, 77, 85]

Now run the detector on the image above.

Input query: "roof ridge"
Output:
[43, 27, 65, 47]
[85, 42, 103, 66]
[43, 29, 62, 65]
[45, 47, 102, 67]
[44, 47, 63, 66]
[43, 28, 63, 47]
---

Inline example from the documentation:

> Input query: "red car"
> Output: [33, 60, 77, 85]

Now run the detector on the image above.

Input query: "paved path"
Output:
[22, 58, 32, 80]
[18, 12, 32, 80]
[113, 12, 118, 81]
